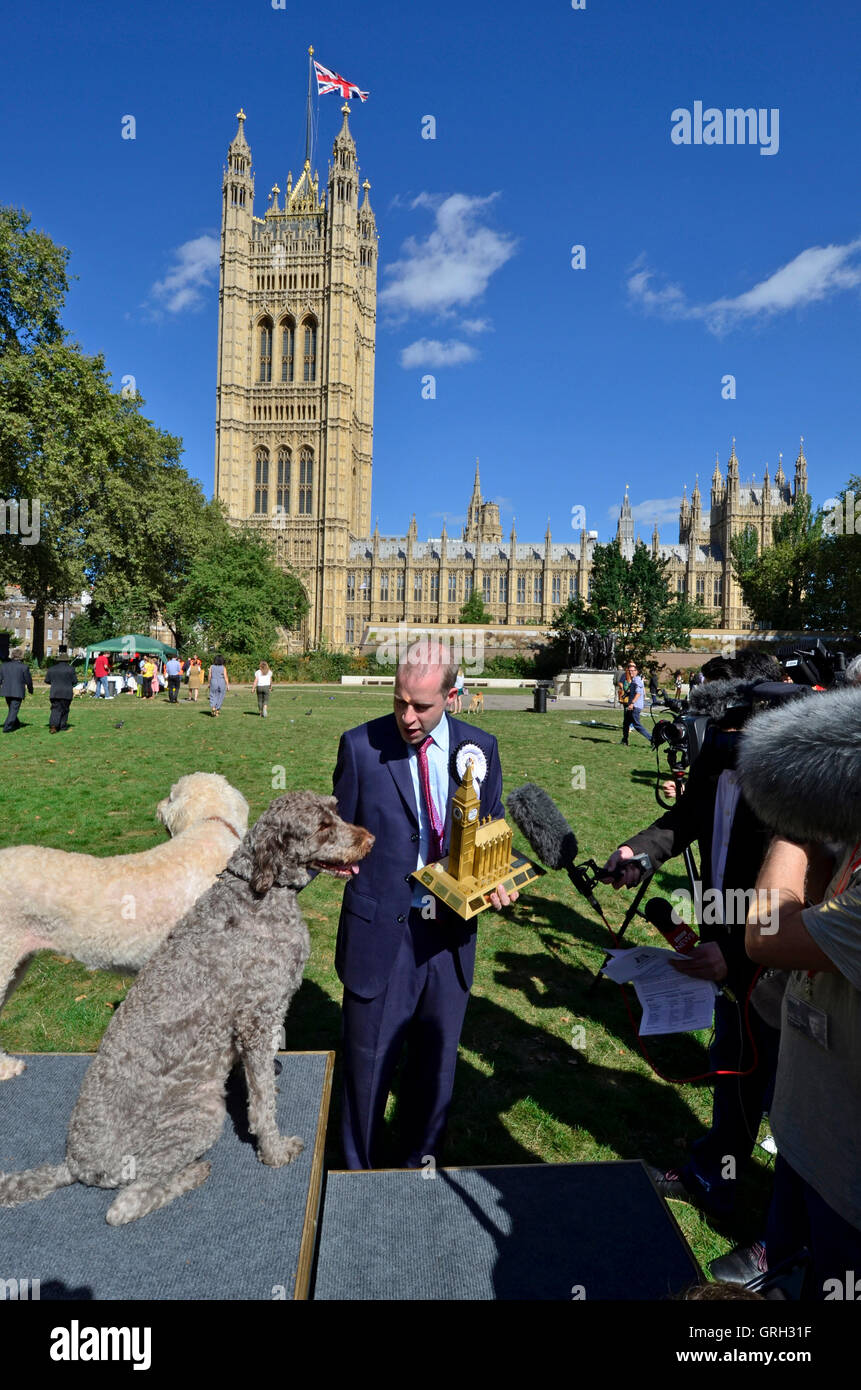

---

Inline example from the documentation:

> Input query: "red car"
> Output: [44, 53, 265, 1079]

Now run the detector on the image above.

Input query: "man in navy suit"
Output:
[332, 646, 517, 1170]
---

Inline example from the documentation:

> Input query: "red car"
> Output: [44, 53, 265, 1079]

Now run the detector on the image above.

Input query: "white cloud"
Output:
[148, 235, 220, 314]
[400, 338, 479, 368]
[381, 193, 516, 317]
[608, 496, 683, 528]
[627, 237, 861, 334]
[460, 317, 492, 334]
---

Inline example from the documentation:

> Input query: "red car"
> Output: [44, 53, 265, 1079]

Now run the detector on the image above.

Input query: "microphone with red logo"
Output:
[643, 896, 698, 956]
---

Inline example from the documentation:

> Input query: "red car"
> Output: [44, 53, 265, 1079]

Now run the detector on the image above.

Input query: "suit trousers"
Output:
[3, 697, 22, 731]
[49, 698, 71, 730]
[340, 908, 470, 1171]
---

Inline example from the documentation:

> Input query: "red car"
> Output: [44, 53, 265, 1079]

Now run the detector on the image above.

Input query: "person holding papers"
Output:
[598, 695, 779, 1221]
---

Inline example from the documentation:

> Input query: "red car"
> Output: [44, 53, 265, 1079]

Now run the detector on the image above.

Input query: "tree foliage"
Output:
[547, 541, 710, 668]
[169, 526, 308, 657]
[0, 206, 308, 657]
[729, 494, 838, 629]
[458, 590, 491, 624]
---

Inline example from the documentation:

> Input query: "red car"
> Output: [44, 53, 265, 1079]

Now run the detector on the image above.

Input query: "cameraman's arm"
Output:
[746, 837, 837, 972]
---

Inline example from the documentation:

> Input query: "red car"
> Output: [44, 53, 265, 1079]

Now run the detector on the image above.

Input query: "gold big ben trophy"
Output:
[411, 758, 542, 920]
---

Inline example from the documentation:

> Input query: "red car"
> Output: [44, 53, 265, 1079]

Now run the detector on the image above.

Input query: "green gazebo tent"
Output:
[83, 634, 178, 672]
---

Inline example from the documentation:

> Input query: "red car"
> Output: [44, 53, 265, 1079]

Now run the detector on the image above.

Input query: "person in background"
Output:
[208, 656, 229, 717]
[619, 660, 652, 747]
[252, 660, 272, 717]
[46, 657, 77, 733]
[453, 667, 464, 713]
[93, 651, 111, 699]
[1, 650, 33, 732]
[187, 656, 204, 702]
[140, 655, 155, 698]
[165, 654, 182, 704]
[674, 671, 684, 700]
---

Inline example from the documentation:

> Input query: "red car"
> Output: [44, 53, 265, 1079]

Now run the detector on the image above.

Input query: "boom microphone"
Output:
[506, 784, 578, 872]
[643, 896, 698, 956]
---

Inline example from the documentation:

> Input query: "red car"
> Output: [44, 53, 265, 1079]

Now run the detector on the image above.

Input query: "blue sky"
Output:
[3, 0, 860, 545]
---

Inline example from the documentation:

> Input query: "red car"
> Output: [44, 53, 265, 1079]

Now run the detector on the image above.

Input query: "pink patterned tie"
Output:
[416, 735, 444, 862]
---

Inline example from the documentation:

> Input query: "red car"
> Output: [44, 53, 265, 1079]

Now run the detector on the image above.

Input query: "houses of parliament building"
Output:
[215, 106, 810, 650]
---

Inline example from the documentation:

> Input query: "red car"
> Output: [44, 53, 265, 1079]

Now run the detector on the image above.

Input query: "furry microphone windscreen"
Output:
[505, 784, 578, 870]
[737, 685, 861, 842]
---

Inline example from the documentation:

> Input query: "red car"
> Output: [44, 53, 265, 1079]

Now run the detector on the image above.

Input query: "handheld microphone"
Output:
[506, 784, 578, 874]
[506, 784, 607, 917]
[643, 896, 698, 955]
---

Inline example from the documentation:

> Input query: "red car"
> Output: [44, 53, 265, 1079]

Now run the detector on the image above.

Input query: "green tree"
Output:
[546, 541, 710, 669]
[458, 590, 491, 624]
[0, 206, 202, 658]
[730, 496, 823, 629]
[170, 526, 308, 656]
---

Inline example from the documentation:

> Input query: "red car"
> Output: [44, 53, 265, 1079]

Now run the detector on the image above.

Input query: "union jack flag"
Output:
[313, 59, 369, 103]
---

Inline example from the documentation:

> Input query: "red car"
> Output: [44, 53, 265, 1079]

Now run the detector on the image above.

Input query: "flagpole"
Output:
[304, 44, 314, 167]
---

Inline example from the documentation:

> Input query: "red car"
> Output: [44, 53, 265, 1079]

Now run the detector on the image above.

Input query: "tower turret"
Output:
[616, 484, 634, 559]
[794, 436, 808, 499]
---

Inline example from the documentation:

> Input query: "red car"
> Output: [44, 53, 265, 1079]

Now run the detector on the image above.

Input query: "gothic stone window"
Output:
[534, 575, 543, 605]
[569, 573, 579, 599]
[380, 571, 389, 602]
[347, 572, 355, 602]
[345, 617, 354, 645]
[303, 319, 317, 383]
[713, 575, 723, 606]
[254, 447, 269, 513]
[483, 574, 492, 603]
[259, 319, 273, 383]
[517, 575, 526, 604]
[414, 572, 423, 603]
[498, 574, 508, 603]
[299, 449, 313, 515]
[429, 573, 439, 603]
[396, 571, 405, 602]
[464, 575, 473, 599]
[696, 575, 705, 602]
[552, 574, 561, 605]
[448, 573, 457, 603]
[276, 448, 290, 514]
[280, 319, 295, 383]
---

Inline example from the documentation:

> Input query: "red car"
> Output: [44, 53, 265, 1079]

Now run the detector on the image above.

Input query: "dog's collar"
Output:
[205, 815, 242, 840]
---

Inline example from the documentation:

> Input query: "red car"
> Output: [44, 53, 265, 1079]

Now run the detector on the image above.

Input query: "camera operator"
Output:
[741, 686, 861, 1298]
[599, 652, 788, 1218]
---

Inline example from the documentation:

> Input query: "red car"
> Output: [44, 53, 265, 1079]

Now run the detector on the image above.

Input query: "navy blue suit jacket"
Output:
[332, 712, 505, 999]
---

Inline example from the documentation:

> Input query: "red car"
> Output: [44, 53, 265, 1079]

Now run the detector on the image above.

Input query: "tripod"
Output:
[588, 752, 700, 986]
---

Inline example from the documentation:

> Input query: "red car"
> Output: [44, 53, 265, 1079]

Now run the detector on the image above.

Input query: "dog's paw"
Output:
[259, 1135, 304, 1168]
[0, 1056, 26, 1081]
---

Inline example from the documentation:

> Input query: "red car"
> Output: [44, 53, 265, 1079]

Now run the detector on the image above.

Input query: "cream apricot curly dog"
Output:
[0, 792, 373, 1225]
[0, 772, 249, 1080]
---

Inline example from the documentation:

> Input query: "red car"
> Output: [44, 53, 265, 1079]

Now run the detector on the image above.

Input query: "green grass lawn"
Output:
[0, 683, 774, 1269]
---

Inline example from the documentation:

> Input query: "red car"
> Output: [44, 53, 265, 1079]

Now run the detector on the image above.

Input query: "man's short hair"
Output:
[396, 640, 457, 695]
[701, 656, 736, 682]
[733, 647, 783, 683]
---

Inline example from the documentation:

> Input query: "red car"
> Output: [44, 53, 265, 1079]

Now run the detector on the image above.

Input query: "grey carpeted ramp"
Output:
[314, 1162, 700, 1300]
[0, 1052, 332, 1300]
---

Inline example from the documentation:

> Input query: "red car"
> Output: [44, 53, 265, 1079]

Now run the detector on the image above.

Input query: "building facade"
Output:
[1, 588, 88, 656]
[215, 108, 809, 647]
[215, 105, 377, 650]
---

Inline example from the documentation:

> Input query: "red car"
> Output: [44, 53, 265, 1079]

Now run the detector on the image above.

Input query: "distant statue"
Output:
[563, 629, 616, 671]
